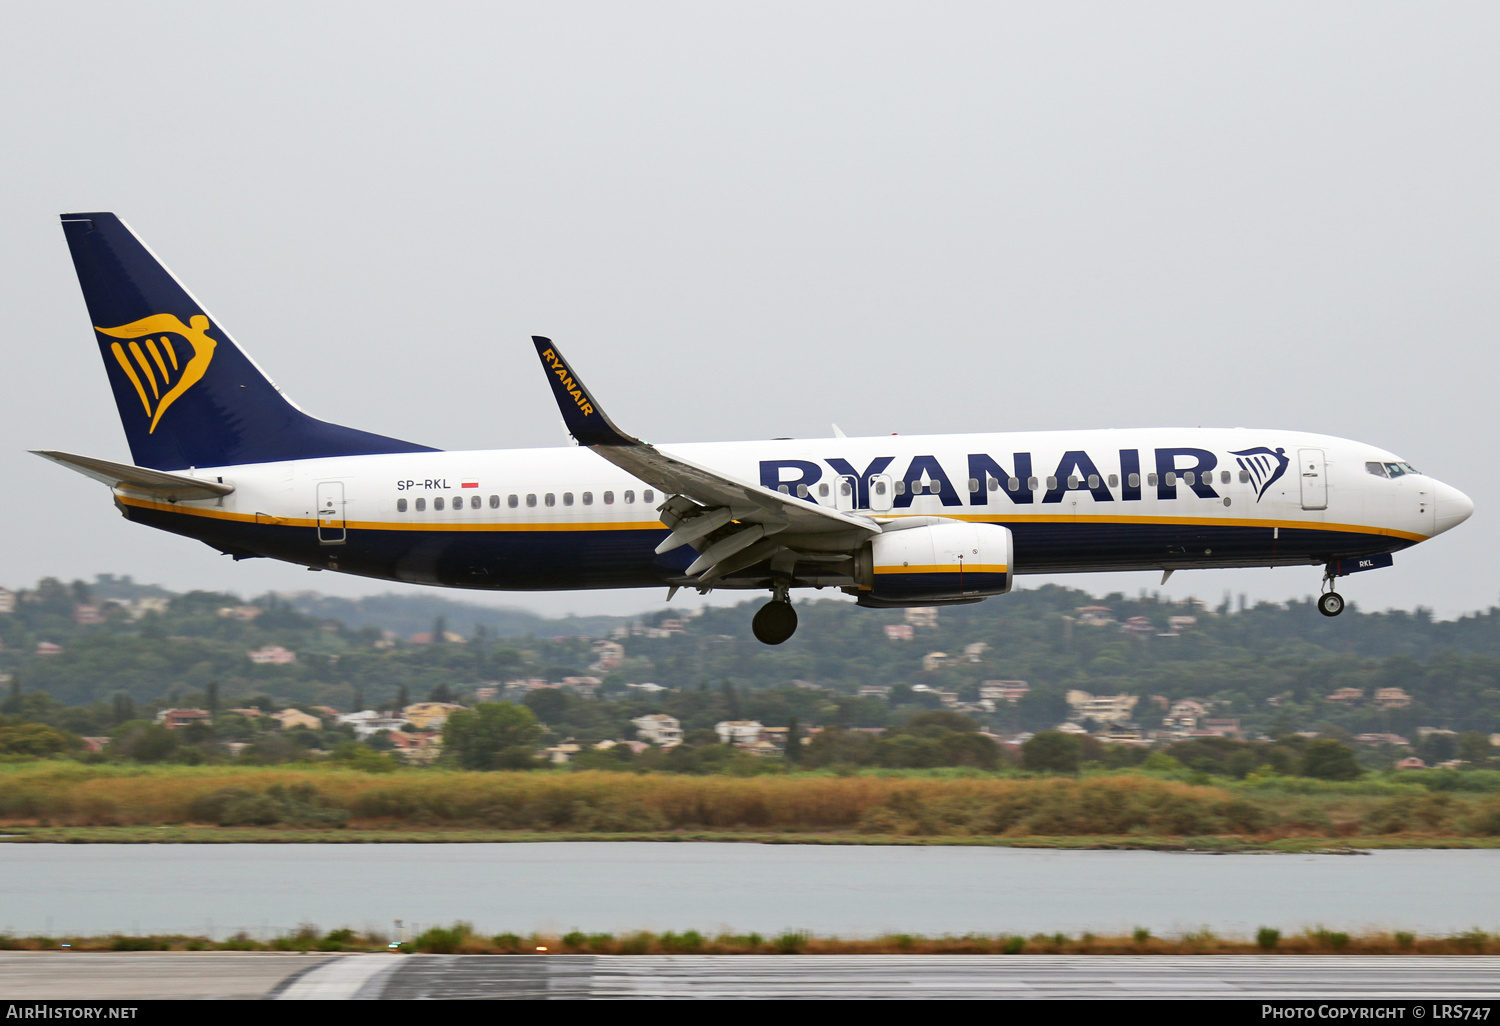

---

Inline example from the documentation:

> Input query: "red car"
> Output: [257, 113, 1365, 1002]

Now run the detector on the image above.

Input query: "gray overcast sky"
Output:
[2, 2, 1496, 619]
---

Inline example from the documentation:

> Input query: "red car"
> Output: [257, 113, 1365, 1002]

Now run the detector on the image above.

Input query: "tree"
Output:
[523, 688, 570, 725]
[785, 716, 802, 765]
[442, 702, 542, 770]
[1021, 731, 1081, 773]
[1299, 739, 1363, 781]
[1458, 731, 1494, 767]
[0, 722, 77, 756]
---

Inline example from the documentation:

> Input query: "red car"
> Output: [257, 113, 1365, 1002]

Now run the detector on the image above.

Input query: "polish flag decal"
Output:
[461, 481, 479, 488]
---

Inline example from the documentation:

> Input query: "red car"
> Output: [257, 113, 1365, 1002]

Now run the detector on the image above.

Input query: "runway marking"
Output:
[275, 954, 404, 999]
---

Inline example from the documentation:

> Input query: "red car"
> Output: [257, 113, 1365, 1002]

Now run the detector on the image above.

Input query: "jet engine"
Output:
[849, 519, 1013, 607]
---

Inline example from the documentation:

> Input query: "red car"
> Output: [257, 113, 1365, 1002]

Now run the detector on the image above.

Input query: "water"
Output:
[1, 843, 1496, 940]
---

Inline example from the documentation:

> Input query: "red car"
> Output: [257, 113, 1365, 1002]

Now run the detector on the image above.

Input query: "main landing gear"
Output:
[752, 579, 798, 645]
[1318, 563, 1345, 618]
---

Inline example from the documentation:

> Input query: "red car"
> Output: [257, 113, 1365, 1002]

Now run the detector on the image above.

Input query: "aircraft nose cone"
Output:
[1432, 480, 1474, 536]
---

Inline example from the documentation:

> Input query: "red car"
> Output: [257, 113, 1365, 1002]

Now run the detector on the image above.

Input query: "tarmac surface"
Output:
[8, 952, 1500, 999]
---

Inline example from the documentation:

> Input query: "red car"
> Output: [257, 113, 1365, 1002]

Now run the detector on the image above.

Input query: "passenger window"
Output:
[624, 490, 635, 504]
[988, 477, 999, 492]
[1239, 471, 1250, 483]
[545, 493, 556, 507]
[415, 497, 426, 512]
[874, 480, 887, 496]
[603, 491, 614, 504]
[1065, 475, 1078, 489]
[1183, 472, 1195, 486]
[1007, 476, 1019, 491]
[1220, 470, 1230, 485]
[968, 478, 980, 493]
[489, 495, 500, 509]
[470, 495, 481, 509]
[1027, 477, 1038, 490]
[894, 481, 906, 495]
[563, 492, 574, 506]
[778, 485, 790, 494]
[644, 490, 654, 503]
[1047, 476, 1058, 490]
[1107, 474, 1118, 488]
[1147, 473, 1158, 487]
[818, 483, 830, 498]
[508, 494, 519, 508]
[797, 484, 809, 498]
[526, 494, 537, 507]
[1165, 472, 1176, 486]
[930, 480, 942, 493]
[1128, 473, 1140, 488]
[1087, 475, 1100, 489]
[582, 492, 593, 505]
[434, 497, 445, 511]
[396, 498, 407, 513]
[452, 496, 461, 509]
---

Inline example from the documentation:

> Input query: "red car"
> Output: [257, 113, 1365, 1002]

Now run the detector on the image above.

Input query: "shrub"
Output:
[1256, 927, 1280, 951]
[188, 784, 348, 827]
[773, 931, 808, 954]
[413, 923, 470, 954]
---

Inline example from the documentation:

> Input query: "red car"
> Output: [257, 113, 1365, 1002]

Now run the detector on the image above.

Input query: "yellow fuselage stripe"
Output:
[874, 564, 1009, 575]
[114, 495, 1428, 541]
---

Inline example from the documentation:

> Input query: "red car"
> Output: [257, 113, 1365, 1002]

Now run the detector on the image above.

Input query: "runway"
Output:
[7, 952, 1500, 1000]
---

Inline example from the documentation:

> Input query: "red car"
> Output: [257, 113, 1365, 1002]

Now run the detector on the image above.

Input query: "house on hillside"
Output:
[904, 607, 939, 628]
[336, 710, 411, 739]
[248, 645, 296, 665]
[980, 681, 1030, 703]
[402, 702, 467, 730]
[156, 709, 212, 730]
[1075, 606, 1116, 627]
[272, 708, 322, 731]
[631, 713, 683, 747]
[715, 720, 763, 745]
[1065, 690, 1138, 726]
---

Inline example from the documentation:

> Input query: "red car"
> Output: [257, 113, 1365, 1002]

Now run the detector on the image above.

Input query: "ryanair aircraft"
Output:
[39, 213, 1474, 644]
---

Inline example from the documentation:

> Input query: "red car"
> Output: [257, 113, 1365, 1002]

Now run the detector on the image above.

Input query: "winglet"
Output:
[531, 336, 641, 446]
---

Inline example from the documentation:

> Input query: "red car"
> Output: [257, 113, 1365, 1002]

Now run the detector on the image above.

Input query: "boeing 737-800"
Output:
[37, 213, 1474, 644]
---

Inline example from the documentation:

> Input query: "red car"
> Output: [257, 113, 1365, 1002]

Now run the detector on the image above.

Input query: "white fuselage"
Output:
[111, 427, 1471, 592]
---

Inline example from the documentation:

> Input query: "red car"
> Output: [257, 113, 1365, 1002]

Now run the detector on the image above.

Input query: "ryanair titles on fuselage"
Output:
[758, 444, 1290, 507]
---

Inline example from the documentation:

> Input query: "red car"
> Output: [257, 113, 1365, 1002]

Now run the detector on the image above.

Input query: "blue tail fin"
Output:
[60, 213, 437, 470]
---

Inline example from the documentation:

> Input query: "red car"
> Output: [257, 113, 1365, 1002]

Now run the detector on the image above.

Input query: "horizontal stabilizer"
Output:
[32, 450, 233, 501]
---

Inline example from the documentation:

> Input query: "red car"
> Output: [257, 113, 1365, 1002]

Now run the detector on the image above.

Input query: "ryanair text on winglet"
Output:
[540, 349, 595, 417]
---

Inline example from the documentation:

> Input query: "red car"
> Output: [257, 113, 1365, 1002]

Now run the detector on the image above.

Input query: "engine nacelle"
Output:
[851, 520, 1013, 605]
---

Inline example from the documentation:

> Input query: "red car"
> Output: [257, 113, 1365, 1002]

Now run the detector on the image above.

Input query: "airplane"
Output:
[37, 212, 1474, 645]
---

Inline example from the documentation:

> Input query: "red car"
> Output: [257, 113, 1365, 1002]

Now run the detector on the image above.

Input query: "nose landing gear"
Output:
[751, 578, 798, 645]
[1318, 563, 1345, 617]
[1317, 591, 1345, 617]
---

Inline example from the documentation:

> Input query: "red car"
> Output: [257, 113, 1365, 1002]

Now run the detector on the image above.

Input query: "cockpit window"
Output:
[1385, 462, 1419, 478]
[1366, 462, 1389, 478]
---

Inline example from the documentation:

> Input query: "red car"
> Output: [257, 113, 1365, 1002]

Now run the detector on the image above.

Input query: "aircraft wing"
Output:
[33, 450, 234, 501]
[530, 337, 878, 583]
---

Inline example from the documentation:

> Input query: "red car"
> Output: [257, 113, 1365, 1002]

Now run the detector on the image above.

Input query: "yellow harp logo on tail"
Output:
[96, 314, 217, 433]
